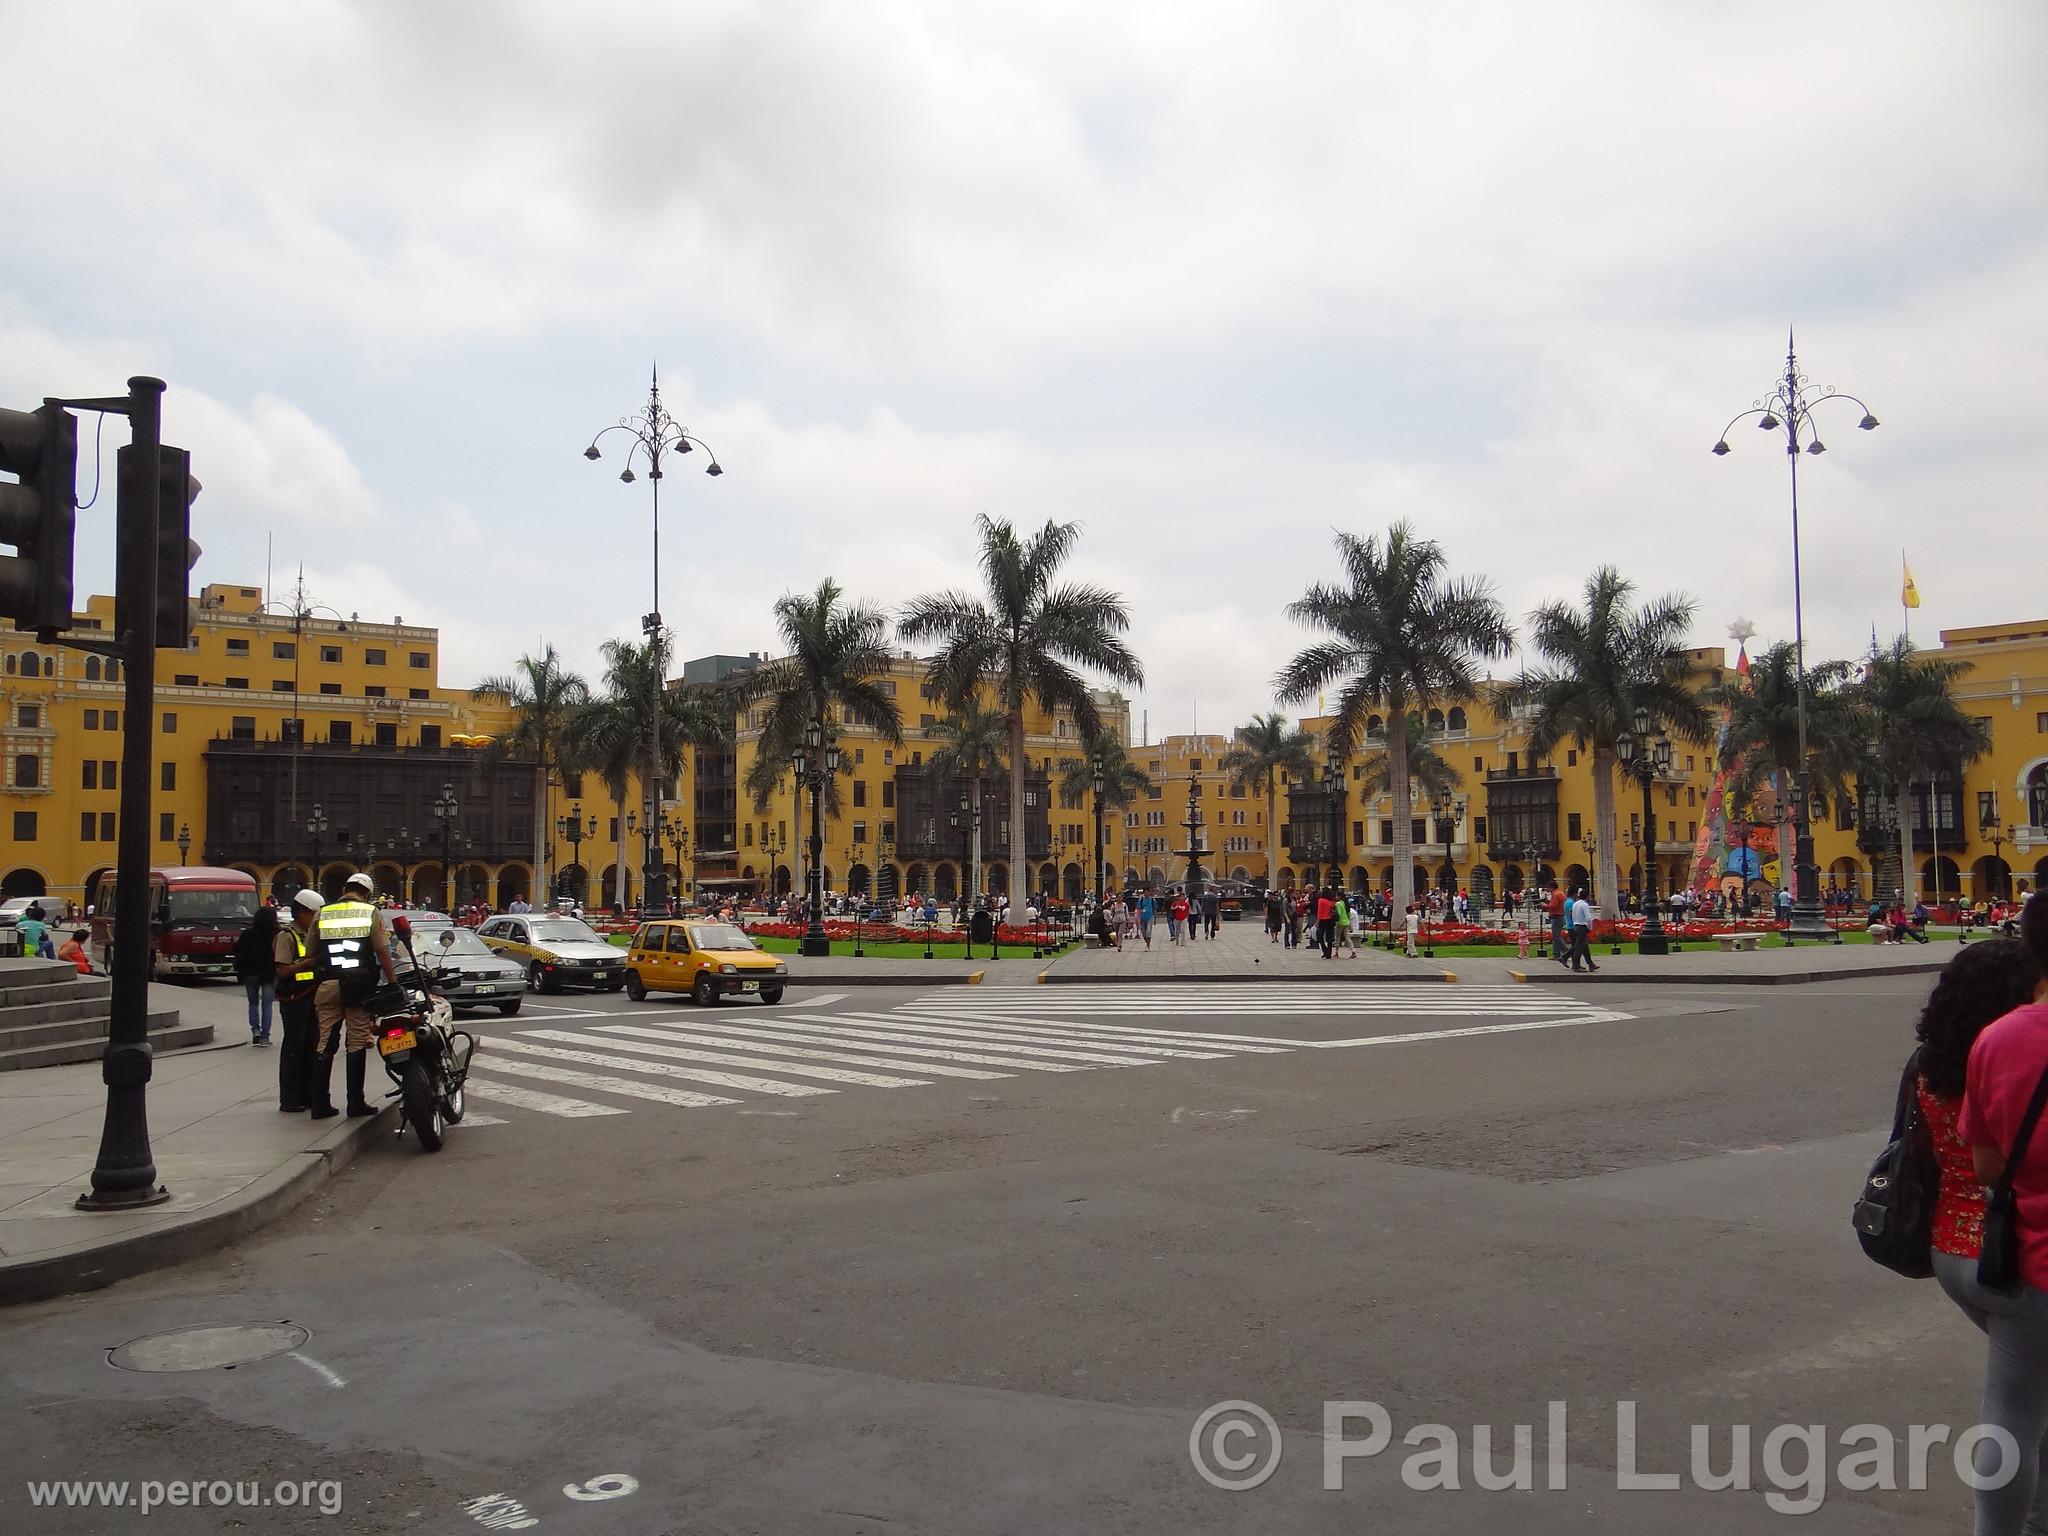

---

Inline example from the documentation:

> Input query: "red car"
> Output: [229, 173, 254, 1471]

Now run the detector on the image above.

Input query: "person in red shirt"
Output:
[1544, 882, 1567, 963]
[57, 928, 92, 974]
[1958, 899, 2048, 1532]
[1315, 887, 1337, 958]
[1169, 891, 1190, 945]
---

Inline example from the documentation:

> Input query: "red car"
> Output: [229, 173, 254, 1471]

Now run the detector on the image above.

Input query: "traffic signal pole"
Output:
[77, 376, 170, 1210]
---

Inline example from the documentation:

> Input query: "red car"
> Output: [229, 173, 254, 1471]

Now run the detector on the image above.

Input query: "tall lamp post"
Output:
[663, 814, 691, 906]
[1090, 752, 1107, 905]
[1321, 740, 1344, 890]
[791, 719, 838, 957]
[176, 823, 191, 866]
[557, 806, 591, 904]
[1983, 804, 2009, 902]
[431, 781, 460, 914]
[582, 367, 722, 918]
[1616, 706, 1672, 956]
[1714, 334, 1878, 940]
[305, 802, 328, 897]
[1432, 793, 1464, 897]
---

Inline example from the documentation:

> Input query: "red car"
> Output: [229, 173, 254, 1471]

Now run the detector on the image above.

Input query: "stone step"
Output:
[0, 975, 113, 1010]
[0, 1012, 205, 1071]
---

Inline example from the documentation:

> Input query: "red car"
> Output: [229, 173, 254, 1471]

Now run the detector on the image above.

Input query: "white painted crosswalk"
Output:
[448, 982, 1635, 1130]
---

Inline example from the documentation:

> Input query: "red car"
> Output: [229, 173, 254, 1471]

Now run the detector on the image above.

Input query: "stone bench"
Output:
[1715, 933, 1761, 953]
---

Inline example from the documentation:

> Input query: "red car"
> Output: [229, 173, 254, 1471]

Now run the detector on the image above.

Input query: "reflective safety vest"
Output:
[316, 899, 377, 986]
[280, 926, 318, 1000]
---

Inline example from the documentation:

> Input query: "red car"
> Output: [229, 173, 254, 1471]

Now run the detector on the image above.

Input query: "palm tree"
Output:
[562, 633, 731, 910]
[471, 645, 589, 905]
[901, 515, 1145, 912]
[1505, 567, 1711, 910]
[1708, 641, 1864, 901]
[740, 579, 904, 899]
[1219, 712, 1313, 885]
[1275, 523, 1511, 904]
[1058, 731, 1152, 892]
[1357, 712, 1459, 802]
[1859, 637, 1990, 903]
[925, 702, 1008, 904]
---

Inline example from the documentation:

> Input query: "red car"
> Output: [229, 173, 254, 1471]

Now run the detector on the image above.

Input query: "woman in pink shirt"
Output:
[1959, 897, 2048, 1533]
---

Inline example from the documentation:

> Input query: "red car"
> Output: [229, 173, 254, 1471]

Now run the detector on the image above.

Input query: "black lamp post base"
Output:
[77, 1182, 172, 1212]
[800, 931, 831, 958]
[1636, 926, 1669, 957]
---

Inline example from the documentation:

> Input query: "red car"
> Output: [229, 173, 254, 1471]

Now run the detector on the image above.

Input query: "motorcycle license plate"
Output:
[378, 1030, 417, 1056]
[739, 980, 760, 993]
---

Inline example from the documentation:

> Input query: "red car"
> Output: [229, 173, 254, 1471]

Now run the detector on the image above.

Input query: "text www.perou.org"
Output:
[25, 1479, 344, 1516]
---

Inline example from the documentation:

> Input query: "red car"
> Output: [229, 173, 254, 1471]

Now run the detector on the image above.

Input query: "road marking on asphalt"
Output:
[453, 1112, 509, 1127]
[814, 1011, 1239, 1060]
[798, 991, 849, 1008]
[900, 1010, 1299, 1049]
[472, 1058, 747, 1109]
[597, 1020, 1089, 1072]
[517, 1029, 932, 1089]
[782, 1013, 1175, 1066]
[465, 1078, 631, 1118]
[1303, 1014, 1634, 1048]
[567, 1023, 1012, 1079]
[288, 1351, 347, 1389]
[486, 1037, 834, 1097]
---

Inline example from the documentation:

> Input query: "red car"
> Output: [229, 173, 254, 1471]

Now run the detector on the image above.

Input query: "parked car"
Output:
[476, 913, 625, 993]
[622, 919, 787, 1005]
[409, 924, 527, 1016]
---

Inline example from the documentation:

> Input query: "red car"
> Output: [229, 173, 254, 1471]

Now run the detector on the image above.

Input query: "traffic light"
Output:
[117, 443, 202, 649]
[0, 402, 80, 640]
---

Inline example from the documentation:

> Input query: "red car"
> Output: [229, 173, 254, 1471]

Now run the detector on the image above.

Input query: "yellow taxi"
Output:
[623, 918, 788, 1005]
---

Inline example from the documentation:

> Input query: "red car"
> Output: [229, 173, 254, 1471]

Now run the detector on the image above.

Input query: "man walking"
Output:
[1201, 887, 1221, 940]
[314, 872, 399, 1119]
[1545, 880, 1567, 963]
[1567, 887, 1600, 973]
[1316, 886, 1338, 958]
[275, 889, 324, 1113]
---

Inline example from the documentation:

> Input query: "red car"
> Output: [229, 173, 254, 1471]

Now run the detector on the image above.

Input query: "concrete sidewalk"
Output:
[0, 981, 395, 1305]
[1039, 918, 1454, 982]
[1456, 938, 1953, 986]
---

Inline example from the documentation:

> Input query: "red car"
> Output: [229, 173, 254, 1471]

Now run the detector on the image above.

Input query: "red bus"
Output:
[89, 866, 260, 981]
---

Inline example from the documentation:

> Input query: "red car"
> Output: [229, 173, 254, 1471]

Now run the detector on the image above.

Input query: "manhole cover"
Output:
[109, 1323, 309, 1373]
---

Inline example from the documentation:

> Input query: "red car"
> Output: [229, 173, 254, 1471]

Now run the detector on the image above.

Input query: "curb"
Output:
[1036, 968, 1459, 985]
[1513, 959, 1950, 987]
[0, 1102, 398, 1308]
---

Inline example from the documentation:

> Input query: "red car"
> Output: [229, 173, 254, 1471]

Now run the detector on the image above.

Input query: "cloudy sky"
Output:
[4, 1, 2042, 737]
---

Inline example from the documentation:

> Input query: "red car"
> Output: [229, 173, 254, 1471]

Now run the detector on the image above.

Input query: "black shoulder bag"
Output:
[1977, 1061, 2048, 1297]
[1852, 1049, 1941, 1279]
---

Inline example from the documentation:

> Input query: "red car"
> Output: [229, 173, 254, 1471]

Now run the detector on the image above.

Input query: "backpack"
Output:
[1850, 1049, 1941, 1279]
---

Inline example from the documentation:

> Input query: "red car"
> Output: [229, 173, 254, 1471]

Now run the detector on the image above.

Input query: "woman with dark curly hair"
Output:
[1917, 938, 2044, 1327]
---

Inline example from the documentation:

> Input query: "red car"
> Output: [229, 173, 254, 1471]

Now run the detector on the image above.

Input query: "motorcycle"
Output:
[366, 915, 477, 1152]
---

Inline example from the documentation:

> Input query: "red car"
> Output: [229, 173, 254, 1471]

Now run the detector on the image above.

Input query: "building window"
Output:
[2037, 712, 2048, 735]
[104, 710, 118, 730]
[225, 677, 249, 689]
[365, 685, 386, 698]
[226, 637, 249, 655]
[281, 720, 302, 744]
[1380, 819, 1394, 845]
[1567, 811, 1582, 840]
[173, 673, 198, 686]
[319, 682, 341, 695]
[81, 811, 97, 840]
[230, 716, 256, 741]
[564, 773, 584, 798]
[853, 781, 867, 807]
[1352, 820, 1364, 843]
[162, 711, 177, 733]
[320, 645, 342, 663]
[12, 811, 34, 842]
[272, 679, 293, 692]
[920, 713, 935, 729]
[100, 811, 115, 841]
[855, 747, 864, 765]
[274, 641, 295, 659]
[408, 688, 428, 700]
[16, 704, 38, 729]
[14, 754, 39, 787]
[409, 652, 430, 669]
[160, 762, 175, 791]
[882, 782, 895, 808]
[1474, 815, 1488, 842]
[364, 648, 387, 666]
[419, 725, 441, 749]
[1411, 818, 1427, 844]
[608, 817, 620, 842]
[102, 761, 116, 789]
[159, 811, 174, 841]
[883, 750, 894, 765]
[1566, 750, 1577, 767]
[83, 761, 98, 789]
[374, 723, 397, 746]
[852, 820, 867, 844]
[329, 721, 352, 745]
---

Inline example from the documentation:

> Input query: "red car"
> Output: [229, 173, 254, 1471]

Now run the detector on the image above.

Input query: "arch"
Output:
[318, 863, 358, 900]
[905, 862, 929, 898]
[848, 862, 872, 897]
[2029, 764, 2048, 830]
[934, 862, 958, 901]
[773, 864, 792, 896]
[1146, 865, 1165, 885]
[1350, 864, 1372, 891]
[496, 863, 531, 909]
[1365, 715, 1385, 741]
[985, 861, 1007, 895]
[3, 654, 11, 673]
[2033, 856, 2048, 889]
[369, 863, 404, 898]
[84, 655, 101, 681]
[18, 652, 38, 678]
[1, 867, 48, 898]
[1437, 858, 1457, 890]
[1230, 865, 1250, 883]
[555, 863, 588, 903]
[1921, 855, 1961, 902]
[1123, 865, 1140, 887]
[600, 863, 626, 910]
[104, 657, 119, 682]
[270, 864, 310, 900]
[1535, 862, 1557, 889]
[1276, 866, 1295, 889]
[1425, 707, 1445, 732]
[1412, 862, 1430, 898]
[1378, 865, 1395, 895]
[1468, 864, 1495, 909]
[1037, 861, 1057, 896]
[81, 864, 114, 907]
[1827, 856, 1864, 902]
[1447, 706, 1468, 732]
[1061, 862, 1082, 900]
[1499, 863, 1524, 898]
[455, 862, 491, 907]
[411, 864, 446, 910]
[1564, 862, 1589, 898]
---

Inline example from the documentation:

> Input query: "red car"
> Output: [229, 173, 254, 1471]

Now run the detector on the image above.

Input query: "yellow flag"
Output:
[1901, 556, 1921, 610]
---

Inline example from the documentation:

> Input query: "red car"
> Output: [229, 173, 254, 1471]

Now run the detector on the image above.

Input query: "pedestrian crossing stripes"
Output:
[451, 983, 1636, 1129]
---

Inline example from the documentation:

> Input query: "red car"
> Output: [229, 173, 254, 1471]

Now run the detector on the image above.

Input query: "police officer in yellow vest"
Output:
[313, 872, 398, 1119]
[275, 889, 325, 1113]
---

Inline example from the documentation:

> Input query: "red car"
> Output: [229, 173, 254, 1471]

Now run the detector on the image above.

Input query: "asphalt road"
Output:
[0, 974, 1994, 1533]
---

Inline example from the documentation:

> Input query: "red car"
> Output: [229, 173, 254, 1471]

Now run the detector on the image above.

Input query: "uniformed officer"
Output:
[312, 872, 398, 1119]
[275, 888, 324, 1112]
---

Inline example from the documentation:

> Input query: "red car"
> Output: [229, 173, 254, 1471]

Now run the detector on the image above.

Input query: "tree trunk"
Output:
[1268, 775, 1279, 885]
[1387, 708, 1412, 905]
[1591, 746, 1619, 913]
[534, 758, 549, 906]
[613, 787, 628, 912]
[1897, 783, 1915, 906]
[1007, 711, 1028, 913]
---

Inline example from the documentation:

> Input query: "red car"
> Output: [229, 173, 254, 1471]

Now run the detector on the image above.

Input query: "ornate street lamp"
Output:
[1714, 334, 1878, 940]
[1433, 793, 1465, 897]
[1616, 706, 1673, 955]
[431, 781, 461, 914]
[1320, 739, 1345, 890]
[1090, 752, 1107, 906]
[176, 822, 191, 866]
[583, 367, 722, 915]
[790, 717, 839, 957]
[556, 805, 592, 903]
[1982, 802, 2009, 902]
[304, 802, 329, 896]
